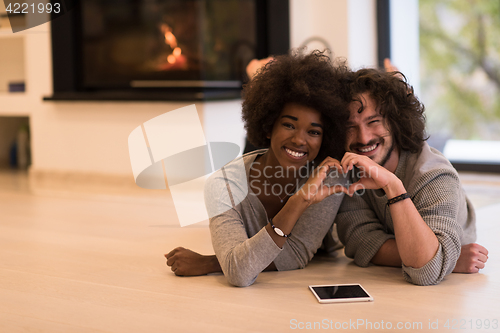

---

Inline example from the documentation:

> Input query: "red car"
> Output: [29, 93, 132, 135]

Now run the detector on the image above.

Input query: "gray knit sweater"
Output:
[335, 143, 476, 286]
[205, 150, 345, 287]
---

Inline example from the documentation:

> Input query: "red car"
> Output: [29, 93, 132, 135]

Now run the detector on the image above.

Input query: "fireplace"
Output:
[46, 0, 289, 101]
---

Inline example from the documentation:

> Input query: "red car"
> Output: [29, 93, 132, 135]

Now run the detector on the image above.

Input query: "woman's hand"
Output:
[165, 247, 221, 276]
[295, 157, 348, 206]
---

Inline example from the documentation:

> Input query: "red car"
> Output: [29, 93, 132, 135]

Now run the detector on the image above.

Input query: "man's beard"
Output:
[379, 139, 395, 168]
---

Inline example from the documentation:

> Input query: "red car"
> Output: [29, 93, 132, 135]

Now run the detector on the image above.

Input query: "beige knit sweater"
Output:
[335, 142, 476, 286]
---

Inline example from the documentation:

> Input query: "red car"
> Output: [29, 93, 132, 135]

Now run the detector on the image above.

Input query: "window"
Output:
[419, 0, 500, 171]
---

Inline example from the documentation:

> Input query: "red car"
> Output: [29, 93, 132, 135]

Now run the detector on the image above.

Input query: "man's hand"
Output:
[341, 153, 402, 197]
[384, 58, 399, 73]
[384, 58, 406, 81]
[246, 57, 274, 80]
[165, 247, 221, 276]
[453, 243, 489, 273]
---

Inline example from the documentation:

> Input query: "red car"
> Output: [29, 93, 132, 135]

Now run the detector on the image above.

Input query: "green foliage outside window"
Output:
[420, 0, 500, 140]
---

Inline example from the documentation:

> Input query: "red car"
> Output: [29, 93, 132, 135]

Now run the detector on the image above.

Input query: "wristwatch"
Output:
[270, 219, 291, 238]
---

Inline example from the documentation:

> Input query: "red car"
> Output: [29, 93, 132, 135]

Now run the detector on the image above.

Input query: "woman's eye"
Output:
[309, 130, 322, 136]
[283, 122, 294, 129]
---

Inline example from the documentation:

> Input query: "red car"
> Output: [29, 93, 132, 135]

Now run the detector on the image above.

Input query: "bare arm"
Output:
[383, 178, 439, 268]
[370, 239, 402, 267]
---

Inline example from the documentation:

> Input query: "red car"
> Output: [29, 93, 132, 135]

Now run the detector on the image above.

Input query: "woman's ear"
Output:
[266, 133, 271, 139]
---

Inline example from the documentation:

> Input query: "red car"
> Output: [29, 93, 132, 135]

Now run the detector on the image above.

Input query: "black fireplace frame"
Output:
[45, 0, 290, 101]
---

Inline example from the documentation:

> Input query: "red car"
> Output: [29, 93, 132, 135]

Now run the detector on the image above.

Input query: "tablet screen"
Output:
[312, 285, 370, 299]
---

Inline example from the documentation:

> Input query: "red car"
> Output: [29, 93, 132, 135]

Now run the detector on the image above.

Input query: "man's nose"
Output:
[356, 126, 372, 145]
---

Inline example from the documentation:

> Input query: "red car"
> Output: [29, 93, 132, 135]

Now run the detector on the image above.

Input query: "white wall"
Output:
[32, 99, 245, 177]
[290, 0, 379, 70]
[32, 101, 189, 175]
[290, 0, 349, 58]
[390, 0, 420, 95]
[347, 0, 377, 70]
[202, 100, 246, 154]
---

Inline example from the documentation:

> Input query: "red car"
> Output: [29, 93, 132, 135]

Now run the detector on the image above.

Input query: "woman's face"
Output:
[267, 103, 323, 169]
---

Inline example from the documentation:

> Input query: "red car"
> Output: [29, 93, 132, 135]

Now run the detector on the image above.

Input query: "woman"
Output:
[166, 51, 351, 286]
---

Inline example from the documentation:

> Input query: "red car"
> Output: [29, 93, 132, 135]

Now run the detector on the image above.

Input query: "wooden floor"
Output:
[0, 170, 499, 332]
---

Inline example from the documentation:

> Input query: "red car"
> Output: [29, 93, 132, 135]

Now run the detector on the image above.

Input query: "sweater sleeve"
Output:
[209, 207, 282, 287]
[402, 170, 463, 286]
[335, 192, 395, 267]
[205, 167, 282, 287]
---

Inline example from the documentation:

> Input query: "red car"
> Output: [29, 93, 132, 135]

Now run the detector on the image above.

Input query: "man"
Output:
[335, 67, 488, 286]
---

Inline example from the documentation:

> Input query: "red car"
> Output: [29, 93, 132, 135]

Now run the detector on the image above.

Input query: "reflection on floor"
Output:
[0, 169, 30, 193]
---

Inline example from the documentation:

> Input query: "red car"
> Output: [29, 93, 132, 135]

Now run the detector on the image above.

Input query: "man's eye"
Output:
[368, 120, 379, 125]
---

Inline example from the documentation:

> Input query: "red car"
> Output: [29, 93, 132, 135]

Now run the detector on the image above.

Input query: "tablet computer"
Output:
[309, 284, 374, 304]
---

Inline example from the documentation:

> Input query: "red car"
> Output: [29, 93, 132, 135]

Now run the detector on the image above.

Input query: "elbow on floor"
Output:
[226, 274, 257, 287]
[403, 272, 444, 286]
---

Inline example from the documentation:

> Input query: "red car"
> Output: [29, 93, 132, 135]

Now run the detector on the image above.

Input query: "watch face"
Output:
[274, 227, 285, 237]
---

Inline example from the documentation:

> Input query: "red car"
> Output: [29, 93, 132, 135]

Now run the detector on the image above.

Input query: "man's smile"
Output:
[357, 143, 378, 153]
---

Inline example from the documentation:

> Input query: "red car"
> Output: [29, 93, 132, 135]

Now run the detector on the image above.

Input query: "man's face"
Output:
[345, 92, 396, 168]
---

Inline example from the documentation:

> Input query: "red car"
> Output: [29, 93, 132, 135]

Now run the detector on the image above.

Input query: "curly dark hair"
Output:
[242, 50, 351, 160]
[348, 68, 428, 154]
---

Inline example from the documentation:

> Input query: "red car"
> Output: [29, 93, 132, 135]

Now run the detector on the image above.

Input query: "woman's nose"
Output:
[291, 131, 307, 146]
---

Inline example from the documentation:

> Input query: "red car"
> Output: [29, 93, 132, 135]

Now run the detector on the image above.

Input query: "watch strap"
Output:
[270, 219, 291, 238]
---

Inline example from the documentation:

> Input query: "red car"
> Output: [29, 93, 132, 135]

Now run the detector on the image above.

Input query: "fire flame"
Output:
[159, 24, 186, 69]
[164, 31, 177, 49]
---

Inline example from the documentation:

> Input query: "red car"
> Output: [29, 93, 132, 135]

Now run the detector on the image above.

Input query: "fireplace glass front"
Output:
[81, 0, 256, 89]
